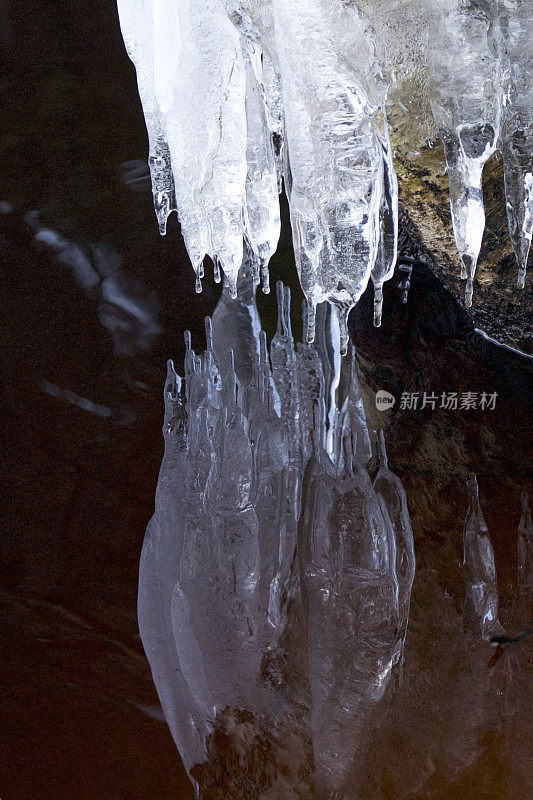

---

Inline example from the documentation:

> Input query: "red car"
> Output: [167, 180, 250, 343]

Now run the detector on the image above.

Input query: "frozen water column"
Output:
[272, 0, 396, 353]
[499, 0, 533, 288]
[430, 0, 502, 306]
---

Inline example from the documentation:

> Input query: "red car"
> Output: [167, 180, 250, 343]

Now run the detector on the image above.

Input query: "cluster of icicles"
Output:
[138, 273, 532, 795]
[117, 0, 532, 350]
[139, 271, 417, 791]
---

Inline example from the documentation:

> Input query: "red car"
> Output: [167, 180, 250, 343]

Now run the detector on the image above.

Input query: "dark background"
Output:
[0, 2, 218, 797]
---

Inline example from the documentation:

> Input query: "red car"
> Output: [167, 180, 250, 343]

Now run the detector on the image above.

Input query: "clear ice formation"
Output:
[117, 0, 532, 327]
[138, 271, 414, 794]
[429, 0, 502, 307]
[428, 0, 532, 302]
[461, 473, 504, 640]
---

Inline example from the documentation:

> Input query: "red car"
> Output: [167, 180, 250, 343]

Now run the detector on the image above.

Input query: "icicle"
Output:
[332, 301, 350, 358]
[261, 261, 270, 294]
[272, 0, 386, 344]
[250, 256, 260, 287]
[429, 0, 502, 306]
[228, 273, 238, 300]
[241, 38, 281, 279]
[371, 130, 399, 327]
[305, 298, 316, 345]
[149, 138, 177, 236]
[462, 474, 504, 640]
[262, 51, 285, 191]
[213, 257, 221, 284]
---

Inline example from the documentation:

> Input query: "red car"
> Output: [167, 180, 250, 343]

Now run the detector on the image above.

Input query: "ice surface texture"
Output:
[138, 272, 411, 795]
[117, 0, 532, 326]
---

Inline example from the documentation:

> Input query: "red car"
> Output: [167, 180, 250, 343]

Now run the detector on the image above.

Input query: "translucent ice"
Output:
[241, 40, 280, 290]
[272, 0, 396, 352]
[429, 0, 502, 306]
[116, 0, 179, 236]
[118, 0, 399, 335]
[118, 0, 532, 329]
[373, 429, 416, 666]
[461, 474, 504, 640]
[138, 281, 416, 795]
[137, 360, 209, 771]
[299, 443, 399, 792]
[371, 133, 398, 327]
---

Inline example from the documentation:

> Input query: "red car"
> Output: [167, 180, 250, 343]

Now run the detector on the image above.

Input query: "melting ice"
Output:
[117, 0, 531, 327]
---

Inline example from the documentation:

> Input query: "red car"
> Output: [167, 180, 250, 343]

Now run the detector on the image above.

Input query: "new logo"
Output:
[376, 390, 395, 410]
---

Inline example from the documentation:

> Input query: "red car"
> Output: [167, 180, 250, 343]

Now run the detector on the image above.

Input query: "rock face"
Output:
[392, 145, 532, 353]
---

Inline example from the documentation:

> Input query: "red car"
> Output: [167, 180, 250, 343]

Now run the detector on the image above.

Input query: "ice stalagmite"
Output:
[211, 253, 262, 387]
[296, 302, 327, 464]
[138, 275, 418, 793]
[298, 440, 398, 794]
[462, 474, 504, 640]
[516, 492, 533, 626]
[172, 334, 264, 716]
[499, 0, 533, 289]
[137, 360, 208, 772]
[430, 0, 502, 306]
[272, 0, 395, 353]
[336, 343, 373, 466]
[373, 429, 416, 666]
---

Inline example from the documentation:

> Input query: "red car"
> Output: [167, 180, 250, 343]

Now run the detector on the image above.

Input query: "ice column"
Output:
[272, 0, 395, 352]
[373, 429, 416, 666]
[430, 0, 502, 307]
